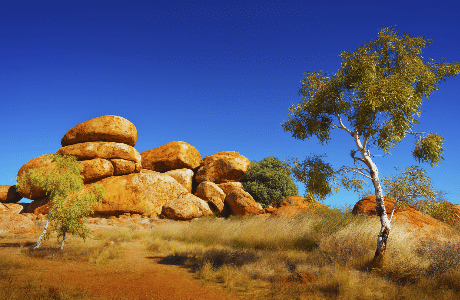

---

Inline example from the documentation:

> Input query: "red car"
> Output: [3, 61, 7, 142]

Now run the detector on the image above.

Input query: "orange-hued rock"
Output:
[265, 196, 325, 218]
[141, 141, 202, 173]
[61, 115, 137, 147]
[57, 142, 141, 164]
[110, 158, 141, 175]
[0, 211, 40, 235]
[16, 155, 63, 200]
[194, 181, 226, 214]
[25, 197, 52, 215]
[0, 203, 26, 214]
[217, 182, 243, 194]
[164, 168, 195, 193]
[352, 196, 418, 216]
[195, 151, 250, 184]
[162, 193, 213, 220]
[219, 183, 262, 216]
[0, 185, 22, 203]
[79, 158, 115, 182]
[78, 169, 189, 216]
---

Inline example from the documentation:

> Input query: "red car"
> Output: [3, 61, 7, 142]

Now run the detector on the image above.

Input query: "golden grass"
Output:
[1, 207, 460, 299]
[143, 207, 460, 299]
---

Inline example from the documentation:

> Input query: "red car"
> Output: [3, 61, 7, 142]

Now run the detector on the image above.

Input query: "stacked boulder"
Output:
[11, 115, 264, 223]
[1, 185, 39, 235]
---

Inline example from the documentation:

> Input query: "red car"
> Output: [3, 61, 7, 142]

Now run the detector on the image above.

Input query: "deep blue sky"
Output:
[2, 0, 459, 209]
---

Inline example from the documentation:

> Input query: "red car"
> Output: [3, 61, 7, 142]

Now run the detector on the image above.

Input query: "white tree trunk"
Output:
[353, 132, 391, 266]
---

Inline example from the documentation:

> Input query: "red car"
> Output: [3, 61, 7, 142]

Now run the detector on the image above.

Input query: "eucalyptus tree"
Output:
[279, 26, 460, 267]
[14, 152, 105, 250]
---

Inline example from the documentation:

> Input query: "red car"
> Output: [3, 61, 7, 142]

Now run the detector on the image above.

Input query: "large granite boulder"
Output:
[266, 196, 325, 218]
[352, 196, 419, 216]
[0, 202, 26, 214]
[164, 168, 195, 193]
[61, 115, 137, 147]
[217, 182, 262, 216]
[194, 181, 226, 214]
[25, 169, 191, 217]
[141, 141, 202, 173]
[16, 155, 63, 200]
[162, 193, 213, 220]
[195, 151, 250, 184]
[57, 142, 141, 164]
[0, 185, 22, 203]
[0, 211, 40, 235]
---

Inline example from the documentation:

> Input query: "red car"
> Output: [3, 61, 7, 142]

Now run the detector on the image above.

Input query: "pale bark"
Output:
[352, 130, 391, 266]
[34, 217, 50, 249]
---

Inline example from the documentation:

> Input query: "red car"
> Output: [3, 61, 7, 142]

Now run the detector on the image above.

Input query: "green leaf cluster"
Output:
[240, 156, 299, 208]
[412, 133, 445, 167]
[378, 166, 453, 222]
[281, 25, 460, 155]
[14, 152, 105, 246]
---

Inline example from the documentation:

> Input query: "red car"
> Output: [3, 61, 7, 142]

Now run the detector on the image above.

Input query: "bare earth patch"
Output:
[0, 218, 241, 300]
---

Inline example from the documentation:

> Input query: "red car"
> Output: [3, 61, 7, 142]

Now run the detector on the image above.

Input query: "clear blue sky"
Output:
[2, 0, 459, 209]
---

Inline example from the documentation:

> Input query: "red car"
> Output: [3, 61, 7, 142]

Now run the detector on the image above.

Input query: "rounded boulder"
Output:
[61, 115, 137, 147]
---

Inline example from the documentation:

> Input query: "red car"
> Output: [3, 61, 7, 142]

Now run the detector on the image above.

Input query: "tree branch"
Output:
[337, 166, 372, 180]
[336, 114, 353, 136]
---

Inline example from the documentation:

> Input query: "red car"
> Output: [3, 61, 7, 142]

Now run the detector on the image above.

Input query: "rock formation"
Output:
[352, 196, 419, 216]
[0, 185, 22, 203]
[0, 210, 40, 235]
[352, 196, 460, 244]
[61, 115, 137, 147]
[265, 196, 325, 218]
[12, 115, 271, 223]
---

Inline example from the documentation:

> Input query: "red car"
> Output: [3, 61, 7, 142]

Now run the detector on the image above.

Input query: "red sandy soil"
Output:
[0, 218, 241, 300]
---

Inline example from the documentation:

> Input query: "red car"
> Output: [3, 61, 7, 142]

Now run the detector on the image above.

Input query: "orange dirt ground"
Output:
[0, 218, 241, 300]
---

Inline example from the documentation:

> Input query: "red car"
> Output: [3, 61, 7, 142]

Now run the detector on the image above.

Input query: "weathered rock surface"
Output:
[0, 211, 40, 235]
[110, 158, 142, 175]
[141, 141, 202, 173]
[60, 169, 189, 216]
[16, 155, 62, 200]
[352, 196, 419, 216]
[352, 196, 460, 245]
[0, 202, 26, 214]
[25, 197, 52, 215]
[164, 168, 195, 193]
[57, 142, 141, 164]
[0, 185, 22, 203]
[194, 181, 226, 214]
[162, 193, 213, 220]
[219, 183, 262, 216]
[195, 151, 250, 184]
[61, 115, 137, 147]
[266, 196, 325, 218]
[79, 158, 115, 182]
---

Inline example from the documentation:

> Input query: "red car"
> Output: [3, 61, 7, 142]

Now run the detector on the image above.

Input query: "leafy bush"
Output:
[240, 156, 299, 208]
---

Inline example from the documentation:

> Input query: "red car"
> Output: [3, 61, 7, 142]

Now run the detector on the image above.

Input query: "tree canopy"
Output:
[14, 152, 105, 249]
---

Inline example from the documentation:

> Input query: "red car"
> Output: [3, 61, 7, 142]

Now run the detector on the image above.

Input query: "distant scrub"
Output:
[240, 156, 299, 208]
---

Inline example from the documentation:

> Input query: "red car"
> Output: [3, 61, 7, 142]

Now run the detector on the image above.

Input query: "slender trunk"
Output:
[60, 230, 67, 250]
[34, 217, 50, 249]
[371, 173, 391, 268]
[352, 131, 391, 268]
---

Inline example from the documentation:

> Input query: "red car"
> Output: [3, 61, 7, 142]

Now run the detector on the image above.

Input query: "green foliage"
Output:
[282, 154, 338, 202]
[281, 25, 459, 155]
[240, 156, 299, 208]
[14, 152, 105, 248]
[279, 25, 459, 204]
[374, 166, 454, 222]
[412, 133, 446, 167]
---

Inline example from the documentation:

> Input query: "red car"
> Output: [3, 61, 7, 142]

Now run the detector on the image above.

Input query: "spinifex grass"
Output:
[145, 207, 460, 300]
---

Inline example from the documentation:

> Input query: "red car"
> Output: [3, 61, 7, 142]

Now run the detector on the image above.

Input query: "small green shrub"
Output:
[240, 156, 299, 208]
